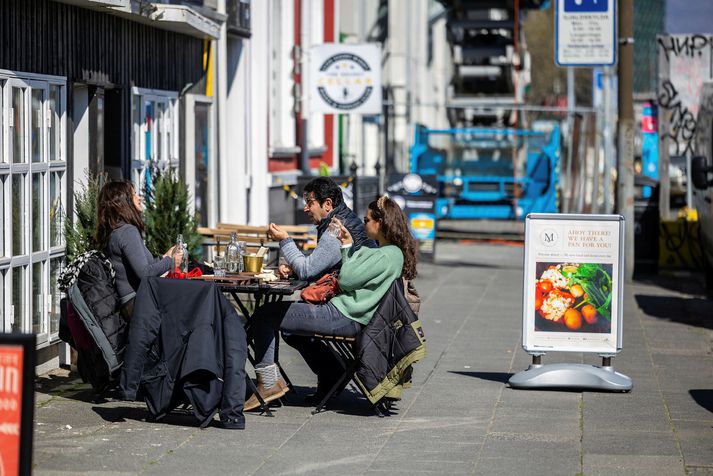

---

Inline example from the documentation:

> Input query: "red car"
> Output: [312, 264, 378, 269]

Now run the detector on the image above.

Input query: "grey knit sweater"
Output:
[279, 233, 341, 281]
[106, 224, 173, 303]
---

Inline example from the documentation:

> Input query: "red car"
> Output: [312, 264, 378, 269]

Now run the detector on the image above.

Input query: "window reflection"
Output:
[12, 88, 25, 163]
[12, 174, 24, 255]
[195, 103, 210, 227]
[32, 262, 43, 334]
[50, 258, 62, 334]
[31, 89, 43, 163]
[0, 177, 4, 259]
[50, 172, 63, 247]
[33, 173, 43, 251]
[11, 267, 24, 333]
[49, 85, 60, 161]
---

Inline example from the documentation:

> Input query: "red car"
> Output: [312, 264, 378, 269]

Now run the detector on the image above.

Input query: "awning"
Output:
[53, 0, 221, 40]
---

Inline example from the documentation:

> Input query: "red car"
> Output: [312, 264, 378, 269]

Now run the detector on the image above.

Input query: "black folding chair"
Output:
[309, 333, 394, 417]
[308, 279, 424, 417]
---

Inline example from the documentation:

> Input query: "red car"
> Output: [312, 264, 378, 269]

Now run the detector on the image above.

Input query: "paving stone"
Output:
[582, 429, 680, 456]
[673, 419, 713, 468]
[583, 454, 685, 475]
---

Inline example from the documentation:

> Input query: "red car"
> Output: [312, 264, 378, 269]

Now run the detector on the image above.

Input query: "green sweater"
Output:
[331, 244, 404, 325]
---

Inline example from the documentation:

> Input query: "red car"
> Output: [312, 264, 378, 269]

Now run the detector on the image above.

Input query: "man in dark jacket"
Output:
[269, 176, 376, 280]
[267, 177, 376, 404]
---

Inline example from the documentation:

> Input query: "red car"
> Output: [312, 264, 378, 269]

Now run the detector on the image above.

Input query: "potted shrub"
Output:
[143, 169, 203, 260]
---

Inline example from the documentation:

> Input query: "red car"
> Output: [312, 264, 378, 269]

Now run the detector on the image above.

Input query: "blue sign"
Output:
[564, 0, 608, 13]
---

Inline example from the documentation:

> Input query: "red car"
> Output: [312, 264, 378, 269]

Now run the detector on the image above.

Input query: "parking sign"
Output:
[556, 0, 616, 66]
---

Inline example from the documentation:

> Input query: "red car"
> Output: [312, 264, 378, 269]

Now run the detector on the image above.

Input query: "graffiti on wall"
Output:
[657, 35, 713, 157]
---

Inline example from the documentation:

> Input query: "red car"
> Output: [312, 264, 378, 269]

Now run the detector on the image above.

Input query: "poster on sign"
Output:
[0, 334, 35, 476]
[522, 214, 624, 354]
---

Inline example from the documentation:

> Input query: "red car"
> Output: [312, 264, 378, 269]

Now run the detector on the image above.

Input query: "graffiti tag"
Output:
[658, 35, 713, 157]
[657, 35, 710, 62]
[658, 80, 698, 156]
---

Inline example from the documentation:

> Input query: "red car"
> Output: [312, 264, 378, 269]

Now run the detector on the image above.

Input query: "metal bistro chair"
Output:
[307, 280, 426, 417]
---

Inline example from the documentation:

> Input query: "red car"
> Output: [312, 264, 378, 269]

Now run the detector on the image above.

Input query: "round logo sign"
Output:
[540, 228, 559, 247]
[316, 53, 375, 111]
[402, 174, 423, 194]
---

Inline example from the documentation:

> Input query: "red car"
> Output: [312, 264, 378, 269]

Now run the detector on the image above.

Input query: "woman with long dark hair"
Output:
[244, 195, 418, 410]
[95, 181, 183, 320]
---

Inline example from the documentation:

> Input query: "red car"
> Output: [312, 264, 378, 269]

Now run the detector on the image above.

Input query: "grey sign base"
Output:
[508, 363, 633, 392]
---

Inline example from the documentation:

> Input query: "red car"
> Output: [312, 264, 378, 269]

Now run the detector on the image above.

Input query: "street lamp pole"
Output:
[616, 0, 635, 281]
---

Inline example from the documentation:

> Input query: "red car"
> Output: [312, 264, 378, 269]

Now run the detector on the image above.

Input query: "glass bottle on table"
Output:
[226, 232, 240, 273]
[174, 234, 188, 274]
[237, 240, 246, 273]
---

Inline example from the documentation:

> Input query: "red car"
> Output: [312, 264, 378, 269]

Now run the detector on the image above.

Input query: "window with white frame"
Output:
[184, 95, 215, 227]
[131, 88, 179, 195]
[1, 71, 67, 346]
[268, 0, 298, 155]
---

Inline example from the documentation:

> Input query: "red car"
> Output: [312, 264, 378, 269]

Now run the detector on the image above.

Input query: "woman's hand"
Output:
[269, 223, 289, 241]
[164, 245, 184, 268]
[337, 222, 353, 246]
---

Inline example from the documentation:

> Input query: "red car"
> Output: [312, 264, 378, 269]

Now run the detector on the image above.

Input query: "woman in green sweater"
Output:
[245, 195, 418, 410]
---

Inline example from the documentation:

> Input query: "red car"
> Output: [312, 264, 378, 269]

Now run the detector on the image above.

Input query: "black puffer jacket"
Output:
[75, 255, 127, 363]
[354, 279, 427, 404]
[62, 252, 127, 390]
[317, 202, 377, 251]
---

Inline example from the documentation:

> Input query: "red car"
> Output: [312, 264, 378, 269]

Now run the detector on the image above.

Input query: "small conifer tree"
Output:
[143, 169, 202, 260]
[64, 173, 105, 261]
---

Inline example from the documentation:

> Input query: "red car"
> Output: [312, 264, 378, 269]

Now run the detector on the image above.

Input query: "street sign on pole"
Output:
[555, 0, 617, 67]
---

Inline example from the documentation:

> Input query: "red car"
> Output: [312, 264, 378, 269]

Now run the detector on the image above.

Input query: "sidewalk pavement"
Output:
[33, 241, 713, 475]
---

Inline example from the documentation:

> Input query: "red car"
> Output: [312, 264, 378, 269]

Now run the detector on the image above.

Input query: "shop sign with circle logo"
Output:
[310, 44, 382, 114]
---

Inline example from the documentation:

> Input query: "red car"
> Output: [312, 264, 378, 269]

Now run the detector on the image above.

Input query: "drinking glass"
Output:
[326, 219, 341, 239]
[213, 255, 226, 277]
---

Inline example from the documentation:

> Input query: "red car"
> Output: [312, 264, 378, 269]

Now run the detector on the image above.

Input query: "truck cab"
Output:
[692, 82, 713, 287]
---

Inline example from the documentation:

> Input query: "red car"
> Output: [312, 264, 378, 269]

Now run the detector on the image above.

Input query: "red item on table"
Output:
[167, 267, 203, 280]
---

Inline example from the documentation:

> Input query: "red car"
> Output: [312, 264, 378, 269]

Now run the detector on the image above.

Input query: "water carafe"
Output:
[226, 232, 240, 273]
[174, 234, 189, 273]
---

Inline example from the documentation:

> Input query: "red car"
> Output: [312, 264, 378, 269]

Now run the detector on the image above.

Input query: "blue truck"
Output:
[409, 122, 561, 220]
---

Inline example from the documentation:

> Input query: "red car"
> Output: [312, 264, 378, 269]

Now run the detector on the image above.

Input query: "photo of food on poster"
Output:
[522, 215, 623, 354]
[534, 262, 613, 333]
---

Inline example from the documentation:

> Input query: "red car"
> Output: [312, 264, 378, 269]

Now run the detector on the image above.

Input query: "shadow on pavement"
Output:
[92, 405, 206, 428]
[35, 371, 120, 404]
[634, 272, 711, 297]
[434, 259, 522, 271]
[689, 389, 713, 414]
[318, 389, 389, 417]
[448, 371, 513, 383]
[634, 294, 713, 330]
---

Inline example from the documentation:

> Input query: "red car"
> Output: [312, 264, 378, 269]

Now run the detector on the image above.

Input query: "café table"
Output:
[190, 274, 308, 415]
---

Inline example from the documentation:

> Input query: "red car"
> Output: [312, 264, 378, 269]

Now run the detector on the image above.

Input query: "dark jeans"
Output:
[251, 301, 362, 383]
[120, 297, 135, 323]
